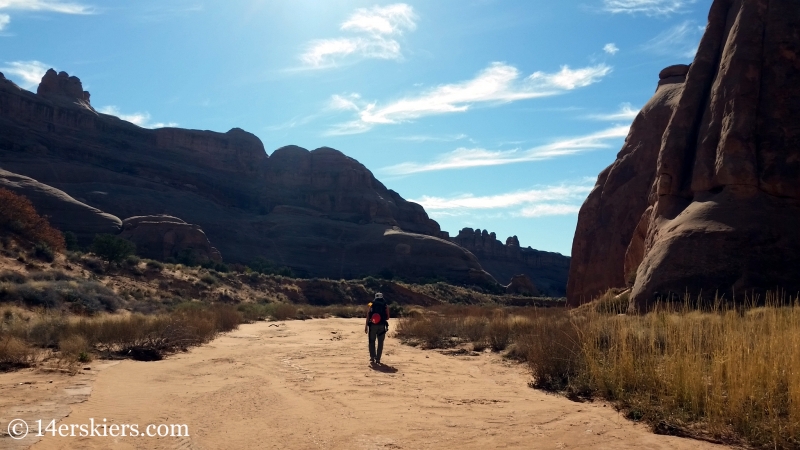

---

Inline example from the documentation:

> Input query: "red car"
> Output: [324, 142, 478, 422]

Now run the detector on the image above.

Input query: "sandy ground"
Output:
[0, 318, 726, 450]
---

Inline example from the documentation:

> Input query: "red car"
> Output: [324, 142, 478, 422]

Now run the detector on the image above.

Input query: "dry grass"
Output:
[396, 294, 800, 448]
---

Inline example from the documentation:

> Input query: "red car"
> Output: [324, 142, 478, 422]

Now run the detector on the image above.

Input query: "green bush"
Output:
[91, 234, 136, 263]
[63, 231, 80, 252]
[33, 243, 55, 262]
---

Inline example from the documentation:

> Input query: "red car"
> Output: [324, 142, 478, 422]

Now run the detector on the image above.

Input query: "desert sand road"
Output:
[2, 318, 725, 449]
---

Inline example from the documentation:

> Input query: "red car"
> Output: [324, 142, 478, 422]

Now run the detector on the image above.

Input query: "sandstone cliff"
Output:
[569, 0, 800, 309]
[452, 228, 570, 297]
[567, 67, 686, 305]
[0, 69, 496, 285]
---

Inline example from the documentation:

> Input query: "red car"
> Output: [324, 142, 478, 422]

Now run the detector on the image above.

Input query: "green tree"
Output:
[91, 234, 136, 263]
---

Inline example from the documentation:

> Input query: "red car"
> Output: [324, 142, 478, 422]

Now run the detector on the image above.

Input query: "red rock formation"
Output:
[567, 70, 686, 305]
[629, 0, 800, 309]
[569, 0, 800, 309]
[119, 215, 222, 263]
[37, 69, 91, 105]
[505, 274, 540, 296]
[0, 69, 494, 285]
[453, 228, 569, 296]
[0, 168, 121, 243]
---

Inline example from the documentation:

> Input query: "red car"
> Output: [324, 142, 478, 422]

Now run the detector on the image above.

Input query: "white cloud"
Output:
[382, 125, 630, 175]
[98, 106, 177, 129]
[587, 102, 639, 121]
[602, 0, 696, 16]
[641, 21, 704, 58]
[0, 13, 10, 29]
[395, 133, 468, 143]
[0, 60, 49, 88]
[327, 62, 612, 135]
[603, 43, 619, 55]
[0, 0, 92, 13]
[341, 3, 416, 35]
[301, 3, 416, 68]
[410, 184, 593, 218]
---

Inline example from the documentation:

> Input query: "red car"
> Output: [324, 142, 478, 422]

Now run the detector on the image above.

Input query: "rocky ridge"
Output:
[452, 228, 570, 297]
[0, 69, 547, 287]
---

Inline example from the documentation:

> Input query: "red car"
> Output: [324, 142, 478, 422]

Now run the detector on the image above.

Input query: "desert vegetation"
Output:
[395, 293, 800, 449]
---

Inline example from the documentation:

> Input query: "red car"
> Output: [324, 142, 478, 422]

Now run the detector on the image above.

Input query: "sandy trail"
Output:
[1, 318, 725, 449]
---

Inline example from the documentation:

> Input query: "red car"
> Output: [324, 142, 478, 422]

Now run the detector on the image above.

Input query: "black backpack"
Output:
[369, 300, 388, 324]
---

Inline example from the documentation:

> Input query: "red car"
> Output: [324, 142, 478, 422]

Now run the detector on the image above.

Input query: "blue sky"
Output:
[0, 0, 709, 255]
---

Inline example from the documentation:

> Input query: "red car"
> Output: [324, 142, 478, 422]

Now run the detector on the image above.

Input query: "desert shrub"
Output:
[201, 260, 230, 273]
[63, 231, 80, 251]
[459, 316, 489, 343]
[124, 255, 141, 267]
[248, 257, 292, 276]
[26, 314, 67, 348]
[0, 188, 65, 252]
[524, 314, 585, 393]
[0, 270, 27, 284]
[33, 243, 56, 262]
[238, 303, 271, 322]
[0, 334, 39, 370]
[388, 301, 404, 318]
[91, 234, 135, 263]
[145, 260, 164, 271]
[200, 274, 217, 285]
[270, 303, 297, 321]
[0, 279, 121, 313]
[84, 256, 105, 274]
[487, 316, 512, 351]
[58, 335, 90, 360]
[395, 315, 460, 348]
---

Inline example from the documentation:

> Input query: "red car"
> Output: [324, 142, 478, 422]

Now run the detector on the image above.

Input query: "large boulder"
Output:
[505, 274, 540, 296]
[629, 0, 800, 309]
[0, 168, 121, 244]
[120, 215, 222, 263]
[567, 71, 685, 305]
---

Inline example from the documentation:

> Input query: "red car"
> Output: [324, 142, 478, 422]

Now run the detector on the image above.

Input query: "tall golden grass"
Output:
[396, 296, 800, 448]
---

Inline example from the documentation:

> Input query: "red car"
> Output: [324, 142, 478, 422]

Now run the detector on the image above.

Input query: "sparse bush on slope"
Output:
[0, 188, 65, 252]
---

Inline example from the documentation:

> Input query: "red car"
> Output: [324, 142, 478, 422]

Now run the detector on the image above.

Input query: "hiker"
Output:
[365, 292, 390, 364]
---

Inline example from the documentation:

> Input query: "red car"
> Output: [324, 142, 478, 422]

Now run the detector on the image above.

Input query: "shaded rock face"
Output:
[566, 79, 684, 305]
[120, 215, 222, 262]
[0, 69, 495, 285]
[37, 69, 91, 105]
[505, 274, 540, 296]
[630, 0, 800, 309]
[569, 0, 800, 309]
[453, 228, 569, 296]
[0, 168, 121, 244]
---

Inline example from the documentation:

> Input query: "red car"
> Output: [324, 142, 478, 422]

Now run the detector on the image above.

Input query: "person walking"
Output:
[365, 292, 390, 365]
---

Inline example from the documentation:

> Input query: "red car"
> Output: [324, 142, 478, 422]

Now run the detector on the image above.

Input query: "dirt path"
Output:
[1, 318, 725, 449]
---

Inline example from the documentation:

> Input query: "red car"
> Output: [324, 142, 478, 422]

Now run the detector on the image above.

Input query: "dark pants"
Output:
[368, 323, 387, 361]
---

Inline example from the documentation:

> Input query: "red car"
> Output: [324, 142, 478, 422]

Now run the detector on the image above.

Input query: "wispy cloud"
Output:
[382, 125, 629, 175]
[394, 133, 469, 143]
[98, 106, 177, 129]
[0, 60, 49, 88]
[586, 102, 639, 121]
[603, 43, 619, 55]
[0, 13, 10, 30]
[410, 183, 594, 218]
[300, 3, 416, 68]
[327, 62, 612, 135]
[641, 20, 703, 59]
[602, 0, 697, 16]
[0, 0, 92, 14]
